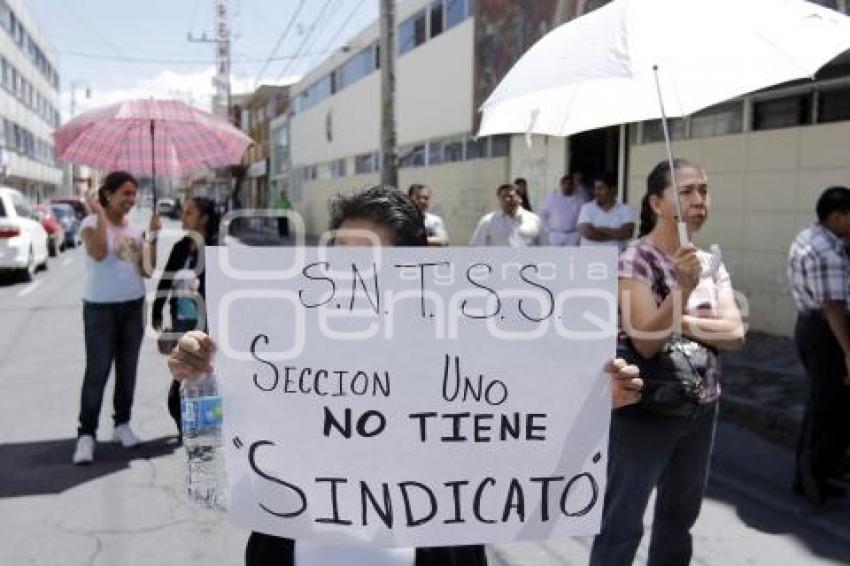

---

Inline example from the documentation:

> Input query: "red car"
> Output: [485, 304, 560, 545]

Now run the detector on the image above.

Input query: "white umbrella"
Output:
[478, 0, 850, 244]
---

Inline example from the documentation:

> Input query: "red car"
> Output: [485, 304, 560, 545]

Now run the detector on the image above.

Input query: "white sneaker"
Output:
[113, 423, 141, 448]
[72, 435, 95, 464]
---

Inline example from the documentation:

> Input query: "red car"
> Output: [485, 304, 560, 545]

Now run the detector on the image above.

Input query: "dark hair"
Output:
[329, 185, 427, 246]
[190, 196, 220, 246]
[816, 186, 850, 223]
[98, 171, 138, 207]
[560, 175, 571, 185]
[593, 172, 617, 190]
[513, 177, 527, 187]
[638, 158, 701, 237]
[497, 183, 517, 195]
[407, 183, 426, 197]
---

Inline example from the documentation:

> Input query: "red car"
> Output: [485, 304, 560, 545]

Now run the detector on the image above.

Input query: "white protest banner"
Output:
[206, 245, 617, 547]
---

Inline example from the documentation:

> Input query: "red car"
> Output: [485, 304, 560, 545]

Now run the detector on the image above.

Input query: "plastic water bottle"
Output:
[181, 373, 228, 510]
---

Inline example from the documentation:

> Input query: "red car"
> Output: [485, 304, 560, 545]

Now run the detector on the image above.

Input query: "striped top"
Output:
[618, 237, 734, 403]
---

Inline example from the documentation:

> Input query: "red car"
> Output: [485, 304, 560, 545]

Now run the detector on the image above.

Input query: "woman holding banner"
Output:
[168, 185, 644, 565]
[589, 159, 745, 566]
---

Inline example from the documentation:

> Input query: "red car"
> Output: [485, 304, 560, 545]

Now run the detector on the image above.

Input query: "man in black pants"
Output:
[788, 186, 850, 506]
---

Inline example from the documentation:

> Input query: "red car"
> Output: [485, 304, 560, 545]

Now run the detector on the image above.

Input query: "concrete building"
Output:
[289, 0, 513, 242]
[269, 112, 291, 200]
[0, 0, 61, 203]
[236, 85, 289, 210]
[287, 0, 850, 336]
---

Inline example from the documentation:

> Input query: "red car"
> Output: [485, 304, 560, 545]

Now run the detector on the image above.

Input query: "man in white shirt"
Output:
[578, 172, 635, 252]
[469, 183, 545, 247]
[408, 184, 449, 246]
[540, 175, 584, 246]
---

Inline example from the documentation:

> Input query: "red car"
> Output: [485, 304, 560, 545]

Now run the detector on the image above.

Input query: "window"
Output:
[752, 94, 811, 130]
[430, 0, 444, 38]
[355, 152, 380, 174]
[399, 144, 426, 167]
[641, 118, 685, 143]
[444, 138, 464, 162]
[490, 135, 510, 157]
[445, 0, 468, 29]
[303, 165, 318, 181]
[690, 102, 743, 138]
[338, 44, 376, 90]
[398, 10, 427, 55]
[330, 158, 347, 178]
[428, 140, 444, 165]
[465, 137, 487, 160]
[818, 87, 850, 124]
[271, 125, 290, 175]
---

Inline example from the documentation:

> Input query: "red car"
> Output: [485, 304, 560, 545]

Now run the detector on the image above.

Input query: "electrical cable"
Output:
[274, 0, 334, 83]
[253, 0, 306, 87]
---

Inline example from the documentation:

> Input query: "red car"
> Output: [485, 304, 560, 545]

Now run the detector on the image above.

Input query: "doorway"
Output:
[568, 125, 620, 188]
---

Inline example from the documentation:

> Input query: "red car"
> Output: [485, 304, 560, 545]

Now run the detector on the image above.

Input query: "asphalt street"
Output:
[0, 212, 849, 565]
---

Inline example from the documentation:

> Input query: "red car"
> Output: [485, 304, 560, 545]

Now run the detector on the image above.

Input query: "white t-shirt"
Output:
[295, 543, 414, 566]
[469, 208, 545, 247]
[577, 201, 635, 251]
[423, 211, 449, 244]
[80, 215, 146, 303]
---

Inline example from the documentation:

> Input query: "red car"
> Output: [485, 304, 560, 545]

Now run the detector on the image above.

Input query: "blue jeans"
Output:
[77, 298, 145, 437]
[589, 402, 719, 566]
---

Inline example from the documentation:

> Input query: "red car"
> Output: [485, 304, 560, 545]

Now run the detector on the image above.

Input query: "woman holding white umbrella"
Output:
[589, 158, 745, 565]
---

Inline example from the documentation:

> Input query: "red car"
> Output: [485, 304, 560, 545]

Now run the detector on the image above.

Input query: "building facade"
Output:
[236, 85, 289, 211]
[289, 0, 517, 243]
[0, 0, 61, 203]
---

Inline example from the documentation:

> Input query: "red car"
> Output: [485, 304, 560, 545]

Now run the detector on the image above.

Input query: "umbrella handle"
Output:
[653, 66, 689, 248]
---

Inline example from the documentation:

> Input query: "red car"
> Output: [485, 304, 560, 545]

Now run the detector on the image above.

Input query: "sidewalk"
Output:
[722, 330, 807, 448]
[227, 225, 811, 449]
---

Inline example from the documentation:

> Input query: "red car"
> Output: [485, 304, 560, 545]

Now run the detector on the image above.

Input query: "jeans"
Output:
[166, 318, 201, 438]
[794, 310, 850, 494]
[589, 401, 719, 566]
[77, 298, 145, 437]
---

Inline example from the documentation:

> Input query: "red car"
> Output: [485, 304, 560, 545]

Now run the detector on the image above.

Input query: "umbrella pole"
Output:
[652, 66, 688, 247]
[150, 120, 157, 206]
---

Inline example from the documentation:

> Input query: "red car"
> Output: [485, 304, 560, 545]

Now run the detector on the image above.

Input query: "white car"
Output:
[0, 187, 49, 281]
[156, 197, 177, 217]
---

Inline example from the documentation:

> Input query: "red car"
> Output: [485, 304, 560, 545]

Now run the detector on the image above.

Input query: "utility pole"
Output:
[188, 0, 234, 208]
[379, 0, 398, 188]
[188, 0, 231, 117]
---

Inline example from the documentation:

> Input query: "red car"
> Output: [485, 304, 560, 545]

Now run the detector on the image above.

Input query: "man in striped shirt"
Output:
[787, 186, 850, 506]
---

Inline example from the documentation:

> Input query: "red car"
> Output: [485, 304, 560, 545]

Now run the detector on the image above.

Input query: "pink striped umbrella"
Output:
[54, 98, 253, 199]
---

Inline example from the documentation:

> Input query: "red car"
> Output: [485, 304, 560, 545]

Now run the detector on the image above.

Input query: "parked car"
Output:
[0, 187, 49, 280]
[156, 197, 180, 219]
[51, 197, 89, 222]
[36, 204, 63, 256]
[50, 202, 81, 249]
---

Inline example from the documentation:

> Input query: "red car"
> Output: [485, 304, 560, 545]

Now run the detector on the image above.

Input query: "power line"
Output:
[53, 48, 336, 65]
[274, 0, 335, 82]
[318, 0, 368, 54]
[253, 0, 306, 87]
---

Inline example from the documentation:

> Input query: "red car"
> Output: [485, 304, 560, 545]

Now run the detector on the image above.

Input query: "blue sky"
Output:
[28, 0, 378, 118]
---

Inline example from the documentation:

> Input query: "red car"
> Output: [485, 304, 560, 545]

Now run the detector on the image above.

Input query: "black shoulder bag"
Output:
[617, 254, 713, 417]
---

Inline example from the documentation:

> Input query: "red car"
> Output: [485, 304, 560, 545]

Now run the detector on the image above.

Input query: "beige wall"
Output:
[291, 158, 509, 243]
[290, 12, 474, 166]
[628, 123, 850, 336]
[509, 134, 567, 209]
